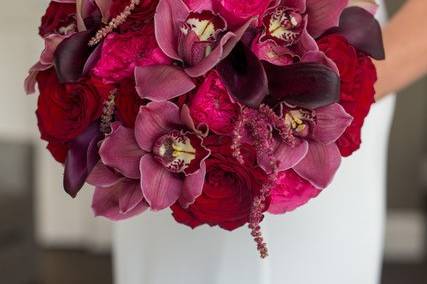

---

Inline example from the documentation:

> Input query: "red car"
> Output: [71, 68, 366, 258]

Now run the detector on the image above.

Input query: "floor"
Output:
[20, 250, 427, 284]
[36, 249, 113, 284]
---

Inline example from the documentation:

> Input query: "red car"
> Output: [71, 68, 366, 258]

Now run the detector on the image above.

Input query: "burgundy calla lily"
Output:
[264, 62, 341, 109]
[54, 0, 111, 83]
[334, 6, 385, 59]
[64, 122, 103, 198]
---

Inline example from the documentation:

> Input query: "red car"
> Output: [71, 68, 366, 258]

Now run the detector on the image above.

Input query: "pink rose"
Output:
[189, 71, 239, 135]
[268, 170, 320, 214]
[212, 0, 272, 27]
[93, 24, 171, 83]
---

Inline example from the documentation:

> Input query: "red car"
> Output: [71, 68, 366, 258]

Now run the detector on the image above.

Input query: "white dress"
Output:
[113, 2, 395, 283]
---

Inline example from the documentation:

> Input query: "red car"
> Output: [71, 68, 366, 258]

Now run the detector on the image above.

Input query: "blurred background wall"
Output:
[0, 0, 112, 253]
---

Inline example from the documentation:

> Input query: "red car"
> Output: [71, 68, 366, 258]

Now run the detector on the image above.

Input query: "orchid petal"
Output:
[154, 0, 190, 61]
[258, 139, 309, 173]
[135, 101, 181, 152]
[118, 180, 145, 214]
[301, 50, 340, 74]
[338, 6, 385, 59]
[185, 18, 254, 77]
[95, 0, 112, 22]
[180, 105, 197, 133]
[264, 62, 340, 109]
[185, 32, 234, 77]
[348, 0, 378, 15]
[291, 18, 319, 55]
[312, 103, 353, 144]
[217, 42, 268, 107]
[99, 123, 144, 179]
[306, 0, 349, 38]
[282, 0, 306, 11]
[140, 154, 183, 211]
[87, 162, 123, 187]
[293, 142, 341, 189]
[24, 62, 51, 95]
[179, 162, 206, 208]
[92, 180, 148, 221]
[135, 65, 195, 101]
[76, 0, 100, 31]
[64, 123, 102, 198]
[184, 0, 213, 11]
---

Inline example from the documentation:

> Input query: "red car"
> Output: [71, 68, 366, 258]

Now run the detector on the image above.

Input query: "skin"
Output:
[374, 0, 427, 100]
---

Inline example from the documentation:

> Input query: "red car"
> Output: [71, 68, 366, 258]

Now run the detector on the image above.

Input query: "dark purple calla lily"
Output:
[54, 0, 107, 83]
[54, 30, 100, 83]
[216, 43, 339, 109]
[335, 6, 385, 60]
[216, 42, 268, 107]
[264, 62, 340, 109]
[64, 122, 103, 198]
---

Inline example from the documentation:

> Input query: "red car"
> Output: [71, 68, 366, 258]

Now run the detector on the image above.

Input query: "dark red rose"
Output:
[47, 141, 69, 164]
[171, 135, 268, 231]
[110, 0, 159, 33]
[318, 34, 377, 157]
[36, 69, 109, 144]
[115, 79, 144, 128]
[39, 1, 76, 37]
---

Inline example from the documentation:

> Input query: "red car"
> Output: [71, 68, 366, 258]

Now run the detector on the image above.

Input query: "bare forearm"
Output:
[375, 0, 427, 100]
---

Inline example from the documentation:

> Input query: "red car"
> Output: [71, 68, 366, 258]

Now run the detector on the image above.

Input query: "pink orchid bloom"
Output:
[98, 102, 210, 211]
[87, 162, 149, 221]
[135, 0, 252, 102]
[252, 0, 349, 65]
[259, 103, 353, 189]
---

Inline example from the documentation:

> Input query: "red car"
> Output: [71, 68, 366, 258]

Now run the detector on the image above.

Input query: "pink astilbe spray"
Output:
[232, 104, 295, 258]
[232, 104, 294, 165]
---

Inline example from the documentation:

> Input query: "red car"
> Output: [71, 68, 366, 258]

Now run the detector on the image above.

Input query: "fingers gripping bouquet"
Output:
[27, 0, 384, 258]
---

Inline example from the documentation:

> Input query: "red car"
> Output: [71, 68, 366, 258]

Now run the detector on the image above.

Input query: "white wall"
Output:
[0, 0, 112, 251]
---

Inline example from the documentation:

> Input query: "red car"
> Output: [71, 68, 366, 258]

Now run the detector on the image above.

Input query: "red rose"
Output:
[47, 141, 69, 164]
[115, 79, 144, 128]
[318, 34, 376, 157]
[36, 69, 109, 144]
[171, 136, 268, 231]
[39, 1, 76, 37]
[110, 0, 159, 33]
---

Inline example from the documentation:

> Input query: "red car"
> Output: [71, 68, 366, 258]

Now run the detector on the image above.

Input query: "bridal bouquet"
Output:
[26, 0, 384, 257]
